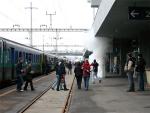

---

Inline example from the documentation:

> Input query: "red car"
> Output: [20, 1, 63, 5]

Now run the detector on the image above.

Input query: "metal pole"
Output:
[31, 2, 32, 47]
[25, 2, 38, 47]
[43, 35, 44, 52]
[46, 11, 56, 28]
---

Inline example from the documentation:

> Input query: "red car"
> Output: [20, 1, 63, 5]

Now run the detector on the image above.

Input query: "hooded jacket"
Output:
[82, 60, 91, 77]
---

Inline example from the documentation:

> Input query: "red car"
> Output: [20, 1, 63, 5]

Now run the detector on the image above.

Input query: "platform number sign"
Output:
[128, 7, 150, 20]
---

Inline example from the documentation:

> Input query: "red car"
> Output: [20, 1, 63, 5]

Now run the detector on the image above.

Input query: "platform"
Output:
[69, 77, 150, 113]
[24, 74, 74, 113]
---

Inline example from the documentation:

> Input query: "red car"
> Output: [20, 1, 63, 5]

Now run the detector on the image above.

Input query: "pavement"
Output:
[69, 76, 150, 113]
[24, 74, 74, 113]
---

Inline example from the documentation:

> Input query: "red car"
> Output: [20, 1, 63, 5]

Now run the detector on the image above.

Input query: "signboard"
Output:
[128, 7, 150, 20]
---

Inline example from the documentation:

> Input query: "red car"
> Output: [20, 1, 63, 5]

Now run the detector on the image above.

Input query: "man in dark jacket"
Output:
[24, 60, 34, 91]
[136, 53, 146, 91]
[56, 60, 69, 91]
[74, 62, 83, 89]
[91, 59, 100, 83]
[16, 57, 24, 92]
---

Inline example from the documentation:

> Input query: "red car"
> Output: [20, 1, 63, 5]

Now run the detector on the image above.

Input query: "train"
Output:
[0, 37, 60, 88]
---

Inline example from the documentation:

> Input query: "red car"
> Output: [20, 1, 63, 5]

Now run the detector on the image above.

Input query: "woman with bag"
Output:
[82, 59, 91, 91]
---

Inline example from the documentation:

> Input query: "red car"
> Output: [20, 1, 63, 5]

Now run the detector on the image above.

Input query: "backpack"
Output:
[130, 57, 136, 67]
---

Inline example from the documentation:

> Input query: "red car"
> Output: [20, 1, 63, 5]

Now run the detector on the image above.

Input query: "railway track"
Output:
[17, 77, 75, 113]
[62, 77, 75, 113]
[0, 73, 74, 113]
[17, 80, 57, 113]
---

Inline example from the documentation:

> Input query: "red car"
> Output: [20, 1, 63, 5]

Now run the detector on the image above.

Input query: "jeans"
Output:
[83, 76, 90, 90]
[16, 74, 24, 91]
[57, 75, 67, 90]
[24, 79, 34, 90]
[138, 72, 145, 90]
[75, 76, 82, 89]
[127, 71, 134, 91]
[92, 71, 98, 83]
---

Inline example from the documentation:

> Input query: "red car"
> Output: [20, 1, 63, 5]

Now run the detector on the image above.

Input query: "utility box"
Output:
[146, 69, 150, 86]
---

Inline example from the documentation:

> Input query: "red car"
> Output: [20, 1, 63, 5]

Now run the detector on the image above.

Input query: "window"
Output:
[15, 51, 18, 63]
[0, 47, 1, 64]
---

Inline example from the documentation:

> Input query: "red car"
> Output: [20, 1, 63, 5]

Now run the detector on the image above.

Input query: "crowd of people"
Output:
[16, 52, 146, 93]
[52, 59, 101, 91]
[16, 57, 34, 92]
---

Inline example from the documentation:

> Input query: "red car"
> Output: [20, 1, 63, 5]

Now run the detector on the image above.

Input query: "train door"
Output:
[3, 44, 12, 81]
[10, 48, 15, 79]
[0, 39, 3, 82]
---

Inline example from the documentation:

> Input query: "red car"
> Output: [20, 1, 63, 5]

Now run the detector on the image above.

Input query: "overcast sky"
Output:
[0, 0, 93, 51]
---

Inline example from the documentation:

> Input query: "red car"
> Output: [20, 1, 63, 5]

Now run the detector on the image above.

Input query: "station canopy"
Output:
[94, 0, 150, 38]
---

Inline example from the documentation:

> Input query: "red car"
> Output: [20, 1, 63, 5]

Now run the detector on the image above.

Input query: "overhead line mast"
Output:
[25, 2, 38, 47]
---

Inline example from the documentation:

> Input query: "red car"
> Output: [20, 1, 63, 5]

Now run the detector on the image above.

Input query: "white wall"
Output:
[83, 28, 113, 78]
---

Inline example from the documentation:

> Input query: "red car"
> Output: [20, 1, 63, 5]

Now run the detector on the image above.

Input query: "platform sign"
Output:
[128, 7, 150, 20]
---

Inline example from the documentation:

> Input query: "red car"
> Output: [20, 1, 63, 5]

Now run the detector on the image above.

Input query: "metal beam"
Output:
[48, 52, 83, 56]
[33, 44, 84, 47]
[0, 28, 88, 32]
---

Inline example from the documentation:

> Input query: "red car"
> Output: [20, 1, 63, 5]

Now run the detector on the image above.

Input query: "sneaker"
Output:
[19, 90, 24, 92]
[126, 89, 135, 92]
[137, 89, 144, 91]
[31, 88, 35, 91]
[99, 80, 101, 83]
[64, 88, 69, 91]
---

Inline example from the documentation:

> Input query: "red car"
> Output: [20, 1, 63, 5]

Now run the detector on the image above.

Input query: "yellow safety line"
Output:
[0, 89, 16, 97]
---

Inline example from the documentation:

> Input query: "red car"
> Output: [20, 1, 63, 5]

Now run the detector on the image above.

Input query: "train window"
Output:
[26, 53, 28, 62]
[29, 54, 32, 63]
[15, 51, 18, 63]
[23, 52, 25, 61]
[0, 47, 1, 64]
[34, 54, 36, 63]
[5, 49, 10, 63]
[19, 52, 22, 57]
[36, 55, 38, 63]
[37, 55, 39, 62]
[8, 49, 11, 63]
[33, 54, 35, 63]
[35, 55, 37, 63]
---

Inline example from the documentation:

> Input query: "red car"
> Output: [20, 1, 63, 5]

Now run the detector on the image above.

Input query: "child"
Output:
[60, 75, 65, 90]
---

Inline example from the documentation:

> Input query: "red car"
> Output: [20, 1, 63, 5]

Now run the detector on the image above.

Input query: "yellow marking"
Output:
[0, 89, 15, 97]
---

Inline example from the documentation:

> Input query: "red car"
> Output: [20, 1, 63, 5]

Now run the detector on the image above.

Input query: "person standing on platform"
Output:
[56, 60, 69, 91]
[16, 57, 24, 92]
[82, 59, 91, 90]
[24, 60, 34, 91]
[135, 53, 146, 91]
[74, 62, 83, 89]
[67, 61, 72, 75]
[52, 61, 59, 90]
[124, 53, 136, 92]
[91, 59, 101, 84]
